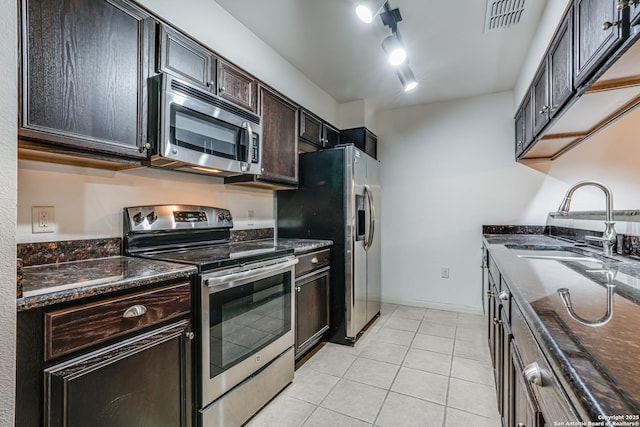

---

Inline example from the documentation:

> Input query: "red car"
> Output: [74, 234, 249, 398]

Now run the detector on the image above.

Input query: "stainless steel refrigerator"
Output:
[277, 145, 381, 344]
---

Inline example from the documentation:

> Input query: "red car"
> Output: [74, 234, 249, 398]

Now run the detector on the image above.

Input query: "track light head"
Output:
[396, 65, 418, 91]
[382, 34, 406, 66]
[355, 0, 386, 23]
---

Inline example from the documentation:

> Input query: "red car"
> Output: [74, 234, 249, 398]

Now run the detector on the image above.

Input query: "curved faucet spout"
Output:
[557, 181, 616, 255]
[557, 285, 615, 327]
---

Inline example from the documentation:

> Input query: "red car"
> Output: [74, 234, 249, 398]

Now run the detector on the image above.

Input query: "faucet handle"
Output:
[585, 235, 607, 242]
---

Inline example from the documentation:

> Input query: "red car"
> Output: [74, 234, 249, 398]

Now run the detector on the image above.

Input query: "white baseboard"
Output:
[381, 297, 484, 316]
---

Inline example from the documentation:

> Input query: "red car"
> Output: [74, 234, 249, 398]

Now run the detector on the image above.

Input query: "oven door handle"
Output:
[205, 258, 298, 288]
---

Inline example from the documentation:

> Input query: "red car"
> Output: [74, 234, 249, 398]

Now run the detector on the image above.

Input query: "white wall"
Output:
[137, 0, 338, 124]
[0, 0, 17, 422]
[377, 90, 640, 313]
[17, 163, 274, 243]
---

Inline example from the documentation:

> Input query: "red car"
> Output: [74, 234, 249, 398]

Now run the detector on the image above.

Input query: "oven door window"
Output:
[209, 272, 291, 379]
[170, 104, 245, 161]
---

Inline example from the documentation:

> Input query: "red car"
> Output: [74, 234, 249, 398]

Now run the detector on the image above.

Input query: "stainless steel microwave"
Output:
[148, 74, 262, 176]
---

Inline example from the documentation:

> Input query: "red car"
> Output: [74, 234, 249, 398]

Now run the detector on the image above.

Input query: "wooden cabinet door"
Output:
[531, 63, 550, 135]
[514, 93, 536, 159]
[515, 103, 526, 157]
[574, 0, 625, 87]
[548, 9, 574, 118]
[158, 24, 215, 90]
[45, 320, 191, 427]
[323, 123, 340, 148]
[217, 60, 258, 112]
[511, 343, 544, 427]
[259, 87, 298, 185]
[20, 0, 153, 160]
[295, 270, 330, 355]
[299, 110, 323, 146]
[632, 2, 640, 26]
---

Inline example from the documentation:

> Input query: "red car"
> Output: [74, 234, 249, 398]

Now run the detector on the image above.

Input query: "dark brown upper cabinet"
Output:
[217, 60, 258, 113]
[158, 24, 216, 90]
[225, 86, 298, 189]
[299, 109, 340, 151]
[531, 64, 549, 135]
[517, 1, 640, 162]
[514, 93, 532, 157]
[299, 110, 323, 146]
[323, 123, 340, 148]
[548, 10, 574, 118]
[531, 9, 574, 137]
[341, 127, 377, 159]
[574, 0, 626, 87]
[19, 0, 155, 164]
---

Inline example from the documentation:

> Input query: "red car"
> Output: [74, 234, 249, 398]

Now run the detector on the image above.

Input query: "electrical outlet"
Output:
[441, 267, 450, 279]
[247, 209, 255, 225]
[32, 206, 55, 233]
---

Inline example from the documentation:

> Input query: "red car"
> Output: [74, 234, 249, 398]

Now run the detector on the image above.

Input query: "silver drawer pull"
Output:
[311, 257, 319, 264]
[123, 304, 147, 319]
[498, 291, 509, 301]
[523, 362, 543, 386]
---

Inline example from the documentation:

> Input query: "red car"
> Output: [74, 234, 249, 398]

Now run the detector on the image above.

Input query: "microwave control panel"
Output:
[252, 133, 260, 164]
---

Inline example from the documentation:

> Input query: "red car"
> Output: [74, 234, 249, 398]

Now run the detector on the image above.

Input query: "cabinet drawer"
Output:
[45, 282, 191, 361]
[512, 302, 579, 423]
[296, 249, 330, 277]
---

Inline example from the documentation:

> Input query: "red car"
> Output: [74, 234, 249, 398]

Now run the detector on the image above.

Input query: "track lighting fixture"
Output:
[396, 65, 418, 92]
[356, 1, 418, 92]
[355, 0, 387, 23]
[381, 34, 406, 66]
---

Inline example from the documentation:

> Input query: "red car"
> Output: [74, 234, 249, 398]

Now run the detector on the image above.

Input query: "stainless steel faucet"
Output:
[557, 181, 617, 256]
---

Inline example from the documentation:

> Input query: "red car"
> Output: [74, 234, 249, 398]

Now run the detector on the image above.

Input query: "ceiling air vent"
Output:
[484, 0, 525, 32]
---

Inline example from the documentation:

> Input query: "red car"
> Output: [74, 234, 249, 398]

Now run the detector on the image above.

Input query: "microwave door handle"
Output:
[241, 122, 253, 172]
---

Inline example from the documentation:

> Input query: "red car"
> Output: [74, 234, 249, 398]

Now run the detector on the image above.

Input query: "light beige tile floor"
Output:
[246, 304, 501, 427]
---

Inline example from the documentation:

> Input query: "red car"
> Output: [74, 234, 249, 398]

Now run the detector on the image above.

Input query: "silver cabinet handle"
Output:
[492, 318, 502, 325]
[498, 291, 509, 301]
[311, 257, 319, 264]
[219, 86, 226, 93]
[538, 105, 549, 114]
[523, 362, 543, 386]
[296, 286, 301, 293]
[186, 331, 195, 340]
[123, 304, 147, 318]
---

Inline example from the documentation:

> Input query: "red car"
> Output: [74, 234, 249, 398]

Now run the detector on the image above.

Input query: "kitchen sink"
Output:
[505, 245, 619, 264]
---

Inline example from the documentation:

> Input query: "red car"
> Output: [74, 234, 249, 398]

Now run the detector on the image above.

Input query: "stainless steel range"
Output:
[123, 205, 297, 427]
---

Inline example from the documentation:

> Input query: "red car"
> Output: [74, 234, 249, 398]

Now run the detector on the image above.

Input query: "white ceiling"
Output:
[215, 0, 547, 111]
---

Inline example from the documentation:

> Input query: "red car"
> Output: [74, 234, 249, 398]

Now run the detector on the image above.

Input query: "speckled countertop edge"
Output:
[483, 233, 640, 421]
[274, 238, 333, 254]
[17, 256, 197, 312]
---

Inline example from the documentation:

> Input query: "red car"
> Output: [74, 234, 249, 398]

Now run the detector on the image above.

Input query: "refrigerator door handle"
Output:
[364, 185, 375, 251]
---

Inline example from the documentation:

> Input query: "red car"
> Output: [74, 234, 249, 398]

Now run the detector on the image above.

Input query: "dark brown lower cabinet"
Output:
[294, 248, 331, 358]
[295, 267, 330, 357]
[45, 320, 191, 427]
[511, 342, 544, 427]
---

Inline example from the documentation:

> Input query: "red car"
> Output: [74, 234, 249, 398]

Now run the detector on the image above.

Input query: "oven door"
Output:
[200, 256, 297, 405]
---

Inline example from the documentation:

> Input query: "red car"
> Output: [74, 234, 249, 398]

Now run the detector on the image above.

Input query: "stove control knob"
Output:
[132, 212, 144, 225]
[217, 212, 226, 222]
[146, 211, 157, 224]
[225, 212, 232, 221]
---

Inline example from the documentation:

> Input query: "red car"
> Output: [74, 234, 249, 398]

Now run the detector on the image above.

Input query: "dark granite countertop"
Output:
[17, 256, 197, 312]
[274, 238, 333, 254]
[483, 233, 640, 422]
